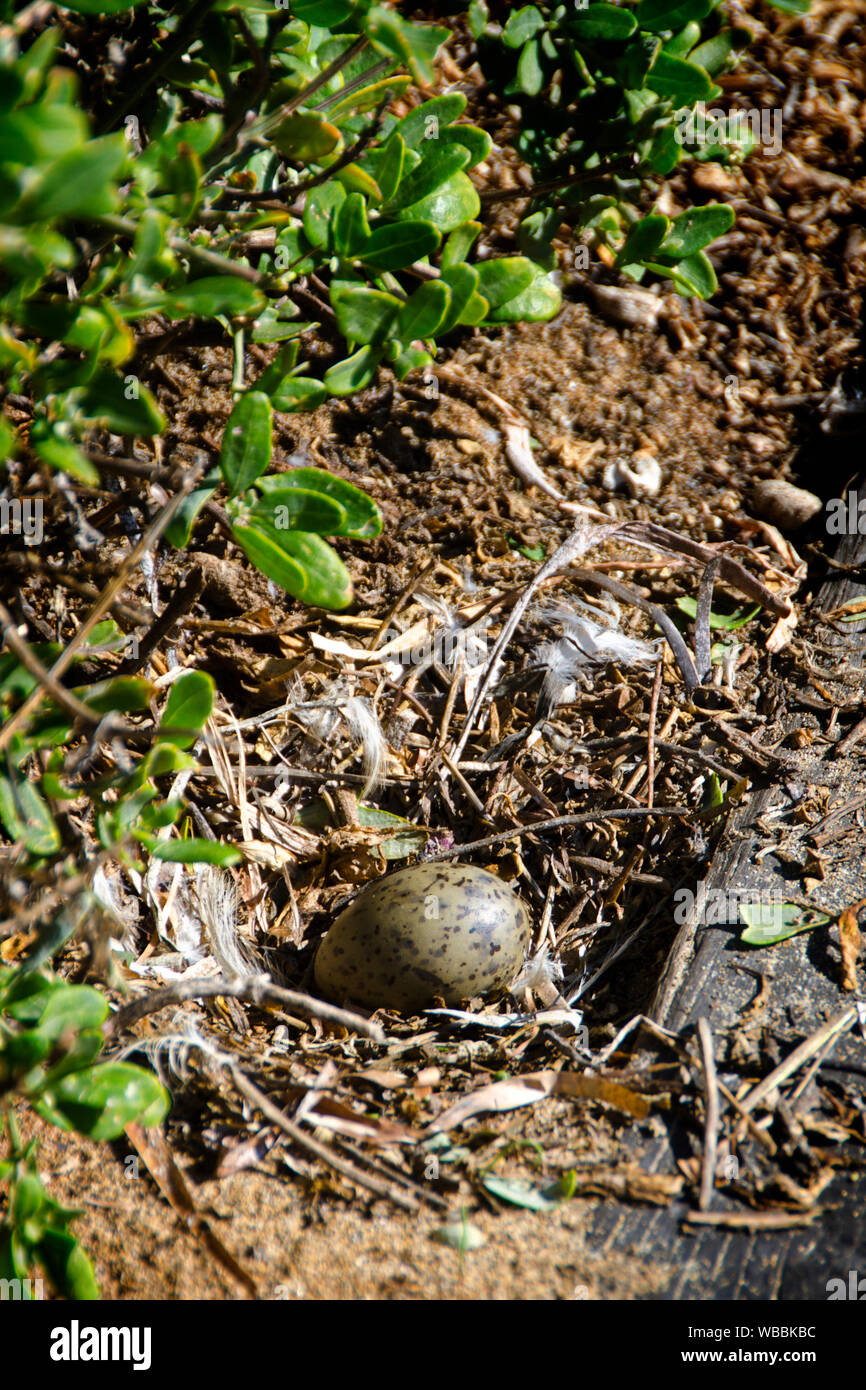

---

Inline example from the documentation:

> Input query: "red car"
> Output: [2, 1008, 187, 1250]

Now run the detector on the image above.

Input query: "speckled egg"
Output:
[314, 863, 532, 1013]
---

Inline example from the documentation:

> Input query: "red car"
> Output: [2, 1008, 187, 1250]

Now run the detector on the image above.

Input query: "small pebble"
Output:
[751, 479, 822, 530]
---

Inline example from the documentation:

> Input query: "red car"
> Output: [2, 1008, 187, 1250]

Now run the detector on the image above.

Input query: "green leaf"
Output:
[35, 1230, 100, 1301]
[397, 280, 451, 341]
[250, 309, 308, 345]
[468, 0, 489, 39]
[49, 0, 147, 11]
[357, 219, 440, 270]
[1, 970, 62, 1022]
[657, 204, 735, 258]
[481, 1174, 563, 1212]
[136, 744, 197, 783]
[146, 838, 241, 865]
[390, 346, 433, 381]
[665, 249, 719, 298]
[688, 30, 749, 76]
[270, 377, 328, 412]
[303, 181, 346, 249]
[636, 0, 713, 33]
[158, 277, 265, 320]
[230, 520, 309, 598]
[13, 134, 126, 221]
[270, 530, 354, 609]
[515, 39, 545, 96]
[473, 257, 535, 310]
[74, 675, 152, 715]
[164, 468, 221, 549]
[332, 192, 371, 258]
[0, 776, 61, 856]
[439, 264, 481, 333]
[441, 221, 482, 270]
[615, 214, 669, 267]
[485, 267, 561, 323]
[363, 9, 450, 86]
[503, 7, 545, 48]
[0, 106, 88, 164]
[232, 522, 353, 609]
[648, 123, 682, 175]
[764, 0, 810, 11]
[158, 671, 214, 748]
[323, 345, 383, 396]
[398, 173, 480, 233]
[325, 75, 412, 124]
[641, 248, 718, 298]
[290, 0, 354, 20]
[78, 371, 164, 436]
[38, 1062, 170, 1141]
[390, 145, 470, 210]
[269, 112, 341, 161]
[567, 5, 638, 40]
[394, 95, 467, 149]
[35, 986, 108, 1039]
[431, 1219, 486, 1250]
[675, 597, 760, 630]
[368, 133, 405, 203]
[647, 51, 716, 101]
[438, 125, 493, 168]
[664, 21, 702, 57]
[273, 226, 315, 279]
[739, 903, 830, 948]
[354, 804, 428, 859]
[331, 287, 401, 344]
[30, 425, 99, 485]
[220, 390, 272, 496]
[238, 486, 347, 536]
[254, 469, 382, 538]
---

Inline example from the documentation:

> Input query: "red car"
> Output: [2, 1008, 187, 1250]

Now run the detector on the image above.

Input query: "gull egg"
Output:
[314, 863, 532, 1013]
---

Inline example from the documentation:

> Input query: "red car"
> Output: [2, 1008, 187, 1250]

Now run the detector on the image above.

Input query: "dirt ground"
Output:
[4, 1, 866, 1300]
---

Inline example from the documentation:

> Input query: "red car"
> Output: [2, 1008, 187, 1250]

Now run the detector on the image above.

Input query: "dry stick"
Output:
[581, 735, 741, 782]
[683, 1210, 816, 1231]
[738, 1005, 861, 1116]
[0, 466, 206, 754]
[620, 521, 793, 620]
[646, 657, 664, 811]
[228, 1064, 423, 1214]
[597, 1012, 777, 1154]
[426, 805, 693, 862]
[696, 1016, 720, 1213]
[789, 1030, 849, 1111]
[112, 566, 205, 678]
[837, 713, 866, 755]
[328, 1135, 449, 1212]
[694, 556, 721, 684]
[103, 975, 385, 1044]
